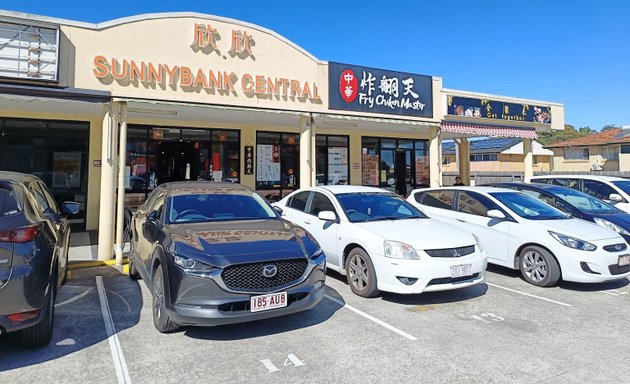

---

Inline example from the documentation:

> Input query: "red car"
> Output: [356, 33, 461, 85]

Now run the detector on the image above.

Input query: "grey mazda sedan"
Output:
[129, 182, 326, 333]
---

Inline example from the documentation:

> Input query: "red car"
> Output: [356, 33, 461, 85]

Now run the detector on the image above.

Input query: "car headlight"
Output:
[472, 233, 483, 252]
[172, 254, 218, 277]
[548, 231, 597, 251]
[384, 240, 420, 260]
[593, 218, 630, 236]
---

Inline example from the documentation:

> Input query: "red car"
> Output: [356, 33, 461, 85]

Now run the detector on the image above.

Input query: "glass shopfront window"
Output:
[124, 125, 240, 208]
[316, 135, 349, 186]
[256, 132, 299, 202]
[361, 137, 429, 196]
[0, 118, 89, 229]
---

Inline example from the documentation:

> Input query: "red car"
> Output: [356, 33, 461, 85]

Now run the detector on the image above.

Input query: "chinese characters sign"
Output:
[329, 62, 433, 118]
[245, 145, 254, 175]
[447, 95, 552, 124]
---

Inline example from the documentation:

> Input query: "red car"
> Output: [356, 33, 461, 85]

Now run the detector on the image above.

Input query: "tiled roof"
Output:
[442, 137, 522, 155]
[545, 128, 630, 148]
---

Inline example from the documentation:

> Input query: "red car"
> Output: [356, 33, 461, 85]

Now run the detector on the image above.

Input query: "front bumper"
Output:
[372, 247, 487, 294]
[164, 261, 326, 327]
[553, 239, 630, 283]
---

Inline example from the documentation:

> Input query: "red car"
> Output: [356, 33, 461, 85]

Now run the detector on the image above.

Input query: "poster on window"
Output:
[52, 152, 82, 188]
[362, 150, 379, 186]
[328, 147, 348, 185]
[256, 144, 281, 183]
[415, 157, 429, 186]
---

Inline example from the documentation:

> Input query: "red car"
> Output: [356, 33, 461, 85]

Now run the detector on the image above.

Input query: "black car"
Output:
[490, 182, 630, 243]
[0, 172, 79, 347]
[129, 182, 326, 333]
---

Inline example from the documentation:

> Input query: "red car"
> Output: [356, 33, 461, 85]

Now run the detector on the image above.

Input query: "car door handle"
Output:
[304, 219, 312, 225]
[456, 217, 467, 222]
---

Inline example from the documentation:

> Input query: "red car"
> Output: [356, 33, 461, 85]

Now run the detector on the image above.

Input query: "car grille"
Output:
[427, 273, 480, 286]
[608, 264, 630, 275]
[221, 259, 308, 293]
[603, 243, 627, 252]
[424, 245, 475, 258]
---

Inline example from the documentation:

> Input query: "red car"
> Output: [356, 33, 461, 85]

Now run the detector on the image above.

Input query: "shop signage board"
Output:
[244, 145, 254, 175]
[256, 144, 281, 185]
[447, 95, 552, 124]
[328, 62, 433, 118]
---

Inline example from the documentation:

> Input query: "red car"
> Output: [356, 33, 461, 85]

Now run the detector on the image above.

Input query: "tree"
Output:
[578, 126, 595, 134]
[538, 124, 588, 145]
[602, 124, 617, 131]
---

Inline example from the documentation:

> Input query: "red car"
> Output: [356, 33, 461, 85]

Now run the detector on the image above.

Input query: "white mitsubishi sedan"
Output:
[273, 186, 487, 297]
[407, 187, 630, 287]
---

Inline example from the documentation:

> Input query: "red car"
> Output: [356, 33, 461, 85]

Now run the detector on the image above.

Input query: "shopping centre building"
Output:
[0, 10, 565, 260]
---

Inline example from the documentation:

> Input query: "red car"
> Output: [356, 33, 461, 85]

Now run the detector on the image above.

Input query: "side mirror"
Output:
[147, 210, 159, 221]
[609, 193, 623, 202]
[61, 201, 80, 216]
[318, 210, 337, 222]
[273, 206, 284, 215]
[487, 209, 506, 220]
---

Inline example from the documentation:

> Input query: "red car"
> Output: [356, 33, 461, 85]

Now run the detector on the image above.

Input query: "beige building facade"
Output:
[0, 10, 564, 261]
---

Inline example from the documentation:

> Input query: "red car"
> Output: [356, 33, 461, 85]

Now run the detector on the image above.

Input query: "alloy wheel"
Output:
[522, 250, 547, 282]
[348, 254, 369, 291]
[153, 271, 163, 320]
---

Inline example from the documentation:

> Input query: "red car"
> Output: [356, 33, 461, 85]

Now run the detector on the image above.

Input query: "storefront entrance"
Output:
[157, 141, 199, 184]
[362, 137, 429, 196]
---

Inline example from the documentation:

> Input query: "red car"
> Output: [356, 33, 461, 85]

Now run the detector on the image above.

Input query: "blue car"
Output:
[490, 182, 630, 244]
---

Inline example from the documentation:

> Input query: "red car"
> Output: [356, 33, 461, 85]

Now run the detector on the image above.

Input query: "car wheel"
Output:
[128, 242, 141, 280]
[345, 248, 379, 298]
[519, 246, 561, 287]
[151, 264, 178, 333]
[20, 280, 55, 348]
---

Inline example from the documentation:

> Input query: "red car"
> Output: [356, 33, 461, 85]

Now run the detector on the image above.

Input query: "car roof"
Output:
[493, 182, 580, 194]
[532, 175, 628, 182]
[162, 181, 253, 193]
[414, 186, 515, 194]
[0, 171, 41, 185]
[318, 185, 390, 195]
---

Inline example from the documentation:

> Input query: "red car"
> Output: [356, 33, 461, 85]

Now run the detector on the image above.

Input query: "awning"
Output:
[441, 121, 538, 139]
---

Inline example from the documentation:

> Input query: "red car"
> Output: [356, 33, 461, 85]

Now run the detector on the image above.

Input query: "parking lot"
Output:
[1, 264, 629, 384]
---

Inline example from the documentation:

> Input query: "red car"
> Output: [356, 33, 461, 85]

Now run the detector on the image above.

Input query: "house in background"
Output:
[442, 137, 553, 173]
[545, 127, 630, 172]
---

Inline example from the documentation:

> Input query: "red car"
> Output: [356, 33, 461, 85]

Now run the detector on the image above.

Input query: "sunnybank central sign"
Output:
[72, 17, 326, 109]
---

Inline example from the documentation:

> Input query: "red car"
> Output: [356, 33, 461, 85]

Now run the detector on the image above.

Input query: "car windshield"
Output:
[549, 187, 619, 214]
[490, 192, 570, 220]
[336, 192, 426, 223]
[611, 181, 630, 197]
[167, 191, 277, 223]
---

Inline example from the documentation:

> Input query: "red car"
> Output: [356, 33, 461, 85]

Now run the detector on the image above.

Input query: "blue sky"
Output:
[5, 1, 630, 130]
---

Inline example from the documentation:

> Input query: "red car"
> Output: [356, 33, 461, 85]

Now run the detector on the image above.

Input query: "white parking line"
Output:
[486, 282, 572, 307]
[96, 276, 132, 384]
[324, 294, 418, 341]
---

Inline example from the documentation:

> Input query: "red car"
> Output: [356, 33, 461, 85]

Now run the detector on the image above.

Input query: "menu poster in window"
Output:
[52, 152, 81, 188]
[328, 147, 348, 184]
[256, 144, 281, 183]
[415, 157, 429, 185]
[362, 151, 379, 186]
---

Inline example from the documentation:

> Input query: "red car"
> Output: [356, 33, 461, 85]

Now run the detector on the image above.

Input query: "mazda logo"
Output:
[262, 264, 278, 278]
[615, 245, 623, 251]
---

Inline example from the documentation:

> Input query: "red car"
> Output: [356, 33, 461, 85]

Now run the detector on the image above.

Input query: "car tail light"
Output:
[8, 310, 40, 322]
[0, 223, 43, 243]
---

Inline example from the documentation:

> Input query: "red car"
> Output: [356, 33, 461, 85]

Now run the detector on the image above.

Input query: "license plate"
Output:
[450, 264, 473, 278]
[250, 292, 288, 313]
[619, 255, 630, 267]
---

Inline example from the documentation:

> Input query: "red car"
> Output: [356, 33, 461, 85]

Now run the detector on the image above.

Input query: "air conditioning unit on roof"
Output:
[591, 163, 603, 171]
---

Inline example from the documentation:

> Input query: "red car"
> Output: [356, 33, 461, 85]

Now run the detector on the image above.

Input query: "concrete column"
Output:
[429, 126, 442, 187]
[97, 104, 117, 261]
[114, 102, 128, 266]
[523, 138, 533, 182]
[299, 114, 312, 188]
[311, 115, 316, 186]
[458, 138, 471, 185]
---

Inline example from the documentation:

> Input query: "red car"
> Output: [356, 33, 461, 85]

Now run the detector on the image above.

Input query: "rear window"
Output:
[0, 186, 20, 217]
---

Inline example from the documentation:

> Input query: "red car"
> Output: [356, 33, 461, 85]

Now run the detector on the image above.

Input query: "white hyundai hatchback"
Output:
[407, 187, 630, 287]
[273, 186, 487, 297]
